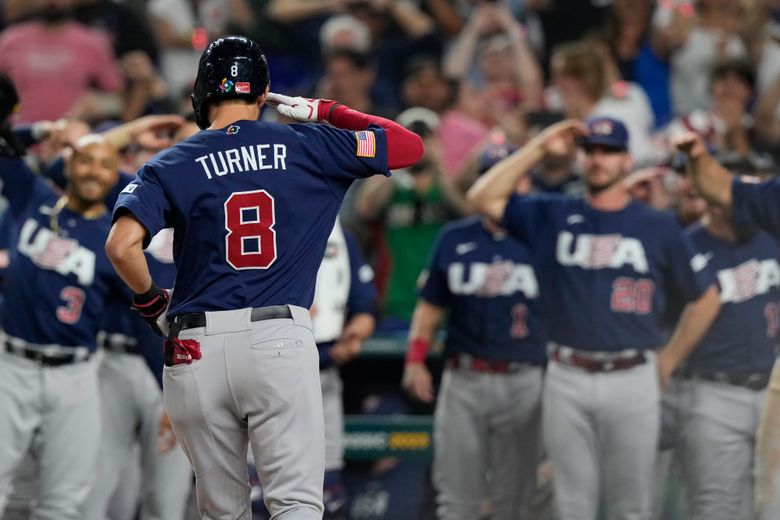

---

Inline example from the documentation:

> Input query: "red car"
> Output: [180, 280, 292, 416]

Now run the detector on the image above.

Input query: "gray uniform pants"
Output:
[163, 306, 324, 520]
[82, 351, 193, 520]
[320, 367, 344, 473]
[0, 351, 100, 520]
[680, 379, 765, 520]
[432, 365, 543, 520]
[543, 354, 660, 520]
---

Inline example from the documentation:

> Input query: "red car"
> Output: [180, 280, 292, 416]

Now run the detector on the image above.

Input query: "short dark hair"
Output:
[712, 59, 755, 90]
[325, 49, 373, 71]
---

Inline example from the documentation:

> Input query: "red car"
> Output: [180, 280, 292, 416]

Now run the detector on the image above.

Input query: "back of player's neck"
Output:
[209, 106, 259, 130]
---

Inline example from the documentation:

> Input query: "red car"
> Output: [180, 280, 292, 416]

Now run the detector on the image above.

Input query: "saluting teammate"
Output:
[675, 131, 780, 519]
[0, 130, 123, 518]
[312, 219, 377, 518]
[679, 201, 780, 520]
[468, 117, 721, 520]
[403, 141, 546, 520]
[104, 36, 423, 520]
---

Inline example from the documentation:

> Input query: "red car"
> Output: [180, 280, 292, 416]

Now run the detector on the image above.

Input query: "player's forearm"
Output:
[467, 137, 544, 218]
[105, 218, 153, 294]
[342, 313, 375, 342]
[409, 301, 444, 341]
[326, 105, 424, 169]
[661, 285, 720, 368]
[687, 153, 734, 209]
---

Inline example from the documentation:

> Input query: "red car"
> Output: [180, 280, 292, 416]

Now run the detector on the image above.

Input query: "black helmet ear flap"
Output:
[191, 36, 270, 130]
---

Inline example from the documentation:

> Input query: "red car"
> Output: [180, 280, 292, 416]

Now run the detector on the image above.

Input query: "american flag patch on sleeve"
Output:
[355, 130, 376, 158]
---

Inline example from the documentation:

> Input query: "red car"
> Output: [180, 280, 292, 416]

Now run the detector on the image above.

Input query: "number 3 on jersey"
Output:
[224, 190, 277, 270]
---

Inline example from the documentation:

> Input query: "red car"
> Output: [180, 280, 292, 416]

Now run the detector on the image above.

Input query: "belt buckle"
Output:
[602, 361, 615, 371]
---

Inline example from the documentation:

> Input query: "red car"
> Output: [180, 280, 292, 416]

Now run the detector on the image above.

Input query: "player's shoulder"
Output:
[628, 202, 679, 227]
[437, 216, 482, 241]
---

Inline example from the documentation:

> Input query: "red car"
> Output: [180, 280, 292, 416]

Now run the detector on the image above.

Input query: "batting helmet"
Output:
[191, 36, 270, 130]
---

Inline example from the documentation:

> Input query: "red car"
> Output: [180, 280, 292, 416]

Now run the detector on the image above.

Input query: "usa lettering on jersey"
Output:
[194, 144, 288, 179]
[718, 258, 780, 303]
[448, 261, 539, 298]
[17, 219, 96, 285]
[556, 231, 649, 273]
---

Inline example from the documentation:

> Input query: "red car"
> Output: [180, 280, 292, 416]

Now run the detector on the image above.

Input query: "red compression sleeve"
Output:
[322, 103, 424, 170]
[405, 337, 431, 364]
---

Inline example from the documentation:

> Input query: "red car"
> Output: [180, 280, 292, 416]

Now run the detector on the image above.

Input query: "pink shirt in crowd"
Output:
[0, 21, 123, 123]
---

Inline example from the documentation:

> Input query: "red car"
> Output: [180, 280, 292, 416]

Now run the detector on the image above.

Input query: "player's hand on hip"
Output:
[266, 92, 337, 123]
[655, 349, 677, 391]
[402, 362, 434, 403]
[157, 412, 177, 453]
[131, 284, 171, 337]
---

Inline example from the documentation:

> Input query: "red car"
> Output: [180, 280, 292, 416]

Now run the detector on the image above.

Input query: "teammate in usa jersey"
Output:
[679, 204, 780, 520]
[469, 117, 721, 520]
[403, 214, 546, 520]
[0, 132, 124, 519]
[309, 220, 377, 519]
[675, 131, 780, 520]
[104, 36, 423, 520]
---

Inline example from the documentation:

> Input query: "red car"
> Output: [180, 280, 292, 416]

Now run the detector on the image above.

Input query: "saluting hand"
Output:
[266, 92, 337, 123]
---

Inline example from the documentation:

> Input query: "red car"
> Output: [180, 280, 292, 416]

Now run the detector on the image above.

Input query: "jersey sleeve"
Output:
[419, 231, 451, 306]
[664, 222, 717, 302]
[0, 155, 53, 218]
[732, 177, 780, 238]
[294, 123, 390, 187]
[112, 164, 171, 247]
[344, 228, 377, 316]
[501, 194, 552, 244]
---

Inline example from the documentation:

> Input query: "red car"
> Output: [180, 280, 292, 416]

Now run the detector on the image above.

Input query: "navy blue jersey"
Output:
[0, 156, 126, 350]
[100, 228, 176, 382]
[114, 120, 389, 318]
[732, 177, 780, 238]
[420, 216, 546, 364]
[502, 195, 715, 352]
[686, 225, 780, 373]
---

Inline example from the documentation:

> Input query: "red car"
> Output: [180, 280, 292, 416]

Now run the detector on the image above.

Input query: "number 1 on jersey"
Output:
[224, 190, 277, 270]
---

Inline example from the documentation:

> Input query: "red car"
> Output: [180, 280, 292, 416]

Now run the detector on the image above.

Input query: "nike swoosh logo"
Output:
[456, 242, 478, 255]
[566, 214, 585, 225]
[691, 252, 714, 272]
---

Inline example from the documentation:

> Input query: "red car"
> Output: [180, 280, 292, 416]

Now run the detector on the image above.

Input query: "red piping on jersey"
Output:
[322, 103, 424, 170]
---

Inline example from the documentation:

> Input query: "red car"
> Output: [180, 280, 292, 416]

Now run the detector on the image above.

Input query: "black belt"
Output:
[99, 335, 139, 355]
[173, 305, 294, 333]
[680, 369, 771, 391]
[3, 342, 91, 367]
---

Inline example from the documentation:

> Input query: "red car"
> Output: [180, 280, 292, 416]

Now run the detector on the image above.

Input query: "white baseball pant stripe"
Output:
[163, 306, 324, 520]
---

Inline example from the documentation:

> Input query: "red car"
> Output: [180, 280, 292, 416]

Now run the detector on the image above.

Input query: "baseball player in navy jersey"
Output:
[674, 131, 780, 519]
[678, 204, 780, 520]
[312, 219, 377, 518]
[468, 117, 721, 520]
[83, 226, 193, 520]
[0, 131, 124, 518]
[403, 211, 546, 520]
[103, 36, 423, 520]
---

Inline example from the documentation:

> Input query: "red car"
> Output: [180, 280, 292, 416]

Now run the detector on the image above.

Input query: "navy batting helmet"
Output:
[191, 36, 270, 130]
